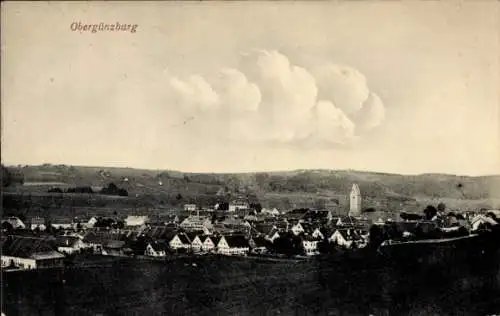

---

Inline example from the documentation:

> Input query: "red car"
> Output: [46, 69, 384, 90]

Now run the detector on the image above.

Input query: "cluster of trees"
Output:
[48, 183, 128, 197]
[100, 183, 128, 197]
[93, 217, 125, 229]
[267, 232, 304, 256]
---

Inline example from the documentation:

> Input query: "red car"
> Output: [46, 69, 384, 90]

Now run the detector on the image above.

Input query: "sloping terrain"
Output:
[2, 164, 500, 212]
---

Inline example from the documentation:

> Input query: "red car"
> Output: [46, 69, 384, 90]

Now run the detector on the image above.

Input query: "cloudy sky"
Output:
[2, 1, 499, 175]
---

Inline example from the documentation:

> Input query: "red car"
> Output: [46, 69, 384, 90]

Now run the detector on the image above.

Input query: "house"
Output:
[244, 214, 261, 223]
[334, 216, 370, 228]
[485, 210, 500, 221]
[228, 199, 250, 213]
[253, 222, 282, 241]
[220, 218, 251, 231]
[55, 236, 87, 255]
[124, 216, 149, 227]
[50, 218, 74, 230]
[72, 216, 98, 229]
[184, 204, 197, 212]
[253, 223, 276, 237]
[470, 215, 498, 232]
[302, 235, 320, 256]
[2, 217, 26, 230]
[179, 216, 213, 232]
[312, 228, 324, 240]
[202, 235, 221, 253]
[190, 234, 208, 253]
[86, 216, 98, 228]
[284, 209, 309, 222]
[145, 241, 167, 257]
[102, 240, 126, 256]
[169, 233, 192, 251]
[82, 230, 126, 254]
[30, 217, 47, 231]
[143, 225, 177, 241]
[261, 208, 281, 216]
[1, 236, 65, 270]
[349, 184, 362, 217]
[329, 229, 362, 249]
[217, 235, 250, 256]
[303, 210, 333, 225]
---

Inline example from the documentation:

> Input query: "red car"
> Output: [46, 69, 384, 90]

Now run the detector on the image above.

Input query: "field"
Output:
[3, 252, 500, 315]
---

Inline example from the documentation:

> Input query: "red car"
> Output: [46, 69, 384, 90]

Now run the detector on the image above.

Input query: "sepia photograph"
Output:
[1, 1, 499, 315]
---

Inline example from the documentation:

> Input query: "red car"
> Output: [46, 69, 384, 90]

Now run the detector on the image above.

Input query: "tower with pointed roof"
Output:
[349, 184, 362, 217]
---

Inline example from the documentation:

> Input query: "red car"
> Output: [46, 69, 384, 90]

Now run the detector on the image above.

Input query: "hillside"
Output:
[2, 164, 500, 213]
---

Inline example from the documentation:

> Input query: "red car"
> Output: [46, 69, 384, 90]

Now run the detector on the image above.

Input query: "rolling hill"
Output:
[2, 164, 499, 214]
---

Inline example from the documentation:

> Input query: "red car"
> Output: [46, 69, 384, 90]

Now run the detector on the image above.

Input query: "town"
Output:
[2, 182, 500, 271]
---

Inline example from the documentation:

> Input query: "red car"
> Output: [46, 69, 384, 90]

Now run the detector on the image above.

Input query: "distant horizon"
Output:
[3, 161, 499, 178]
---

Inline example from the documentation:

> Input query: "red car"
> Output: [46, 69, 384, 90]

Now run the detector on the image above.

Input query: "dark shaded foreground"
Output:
[2, 247, 500, 316]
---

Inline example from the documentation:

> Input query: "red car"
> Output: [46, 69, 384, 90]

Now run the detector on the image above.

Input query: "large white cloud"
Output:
[315, 100, 356, 144]
[212, 68, 261, 112]
[354, 92, 386, 130]
[170, 75, 220, 112]
[313, 64, 370, 116]
[167, 50, 385, 146]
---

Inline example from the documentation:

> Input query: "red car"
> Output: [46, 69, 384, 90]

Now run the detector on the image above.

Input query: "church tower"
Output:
[349, 184, 362, 217]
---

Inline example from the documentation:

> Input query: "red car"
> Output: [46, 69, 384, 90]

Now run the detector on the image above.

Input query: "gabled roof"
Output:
[284, 209, 309, 221]
[300, 223, 315, 234]
[144, 226, 177, 240]
[471, 215, 498, 226]
[2, 236, 58, 258]
[104, 240, 126, 249]
[50, 217, 74, 225]
[54, 236, 81, 248]
[303, 210, 331, 221]
[254, 224, 276, 235]
[30, 217, 46, 225]
[31, 251, 65, 260]
[302, 234, 321, 242]
[320, 227, 335, 238]
[83, 231, 126, 244]
[186, 231, 205, 242]
[205, 235, 221, 245]
[148, 241, 168, 252]
[221, 235, 250, 248]
[333, 229, 363, 241]
[180, 216, 210, 226]
[173, 233, 191, 245]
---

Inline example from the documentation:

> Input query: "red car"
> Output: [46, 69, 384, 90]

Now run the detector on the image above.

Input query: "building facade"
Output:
[349, 184, 362, 217]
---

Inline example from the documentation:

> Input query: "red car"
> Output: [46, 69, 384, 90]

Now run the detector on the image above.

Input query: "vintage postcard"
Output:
[1, 1, 499, 315]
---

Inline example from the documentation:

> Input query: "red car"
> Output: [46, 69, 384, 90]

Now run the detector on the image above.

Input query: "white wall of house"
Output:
[217, 237, 249, 255]
[1, 256, 37, 270]
[202, 238, 217, 252]
[145, 244, 166, 257]
[191, 236, 204, 252]
[52, 223, 73, 230]
[312, 228, 324, 239]
[329, 231, 353, 248]
[31, 224, 47, 231]
[302, 240, 319, 256]
[169, 235, 191, 250]
[57, 239, 87, 255]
